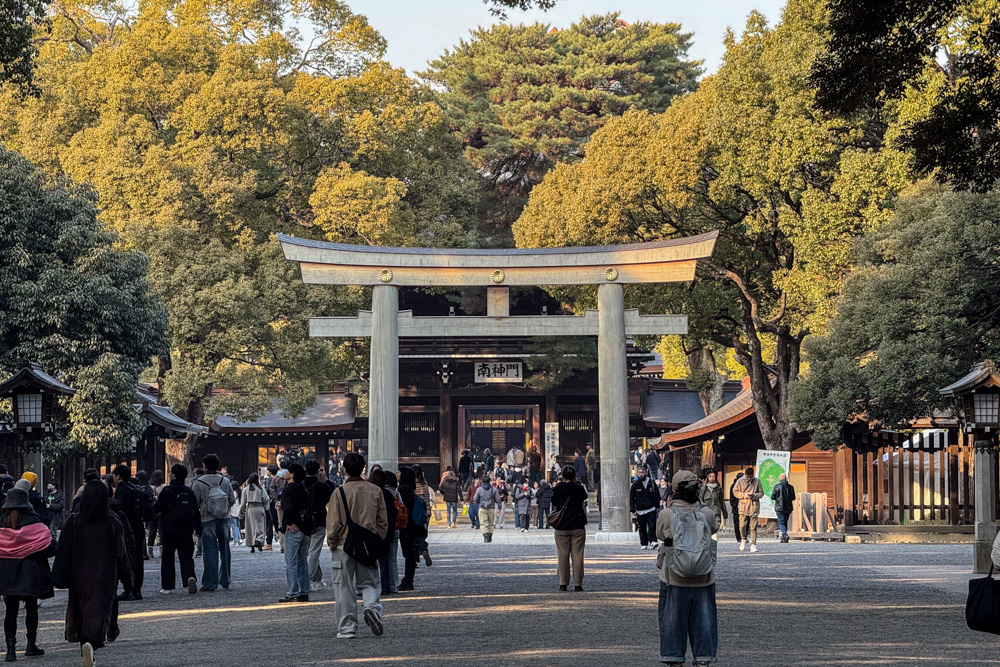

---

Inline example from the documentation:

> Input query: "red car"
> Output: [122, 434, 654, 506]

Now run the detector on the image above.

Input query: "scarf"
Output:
[0, 522, 51, 559]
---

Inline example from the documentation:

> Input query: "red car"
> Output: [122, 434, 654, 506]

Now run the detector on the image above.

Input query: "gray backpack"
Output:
[198, 477, 230, 520]
[669, 503, 715, 578]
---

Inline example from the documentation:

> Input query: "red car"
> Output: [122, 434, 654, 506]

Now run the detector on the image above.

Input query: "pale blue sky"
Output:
[353, 0, 788, 77]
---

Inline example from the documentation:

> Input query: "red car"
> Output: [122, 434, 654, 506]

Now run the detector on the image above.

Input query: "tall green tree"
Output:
[0, 0, 481, 460]
[0, 145, 168, 457]
[812, 0, 1000, 191]
[514, 0, 913, 451]
[0, 0, 46, 91]
[789, 185, 1000, 448]
[423, 14, 700, 244]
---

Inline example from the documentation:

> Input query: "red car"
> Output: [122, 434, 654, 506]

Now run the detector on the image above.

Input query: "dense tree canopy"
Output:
[514, 0, 913, 450]
[812, 0, 1000, 191]
[789, 185, 1000, 448]
[0, 0, 480, 449]
[423, 14, 700, 244]
[0, 146, 168, 456]
[0, 0, 45, 91]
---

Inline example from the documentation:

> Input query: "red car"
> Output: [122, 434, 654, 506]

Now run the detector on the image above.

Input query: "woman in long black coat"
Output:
[53, 480, 131, 667]
[0, 487, 56, 660]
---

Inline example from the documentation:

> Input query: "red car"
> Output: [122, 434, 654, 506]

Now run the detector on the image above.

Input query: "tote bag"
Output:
[967, 564, 1000, 635]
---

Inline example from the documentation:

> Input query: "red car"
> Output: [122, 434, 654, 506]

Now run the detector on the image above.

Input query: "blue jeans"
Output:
[283, 529, 310, 597]
[777, 511, 790, 539]
[446, 502, 458, 525]
[230, 516, 242, 543]
[468, 503, 480, 528]
[658, 581, 717, 663]
[200, 518, 232, 590]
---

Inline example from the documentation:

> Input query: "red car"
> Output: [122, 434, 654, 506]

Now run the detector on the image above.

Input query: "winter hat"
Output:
[2, 488, 32, 511]
[13, 479, 31, 493]
[20, 471, 37, 489]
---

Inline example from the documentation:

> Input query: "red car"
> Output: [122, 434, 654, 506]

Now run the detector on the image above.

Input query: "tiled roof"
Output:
[212, 393, 356, 433]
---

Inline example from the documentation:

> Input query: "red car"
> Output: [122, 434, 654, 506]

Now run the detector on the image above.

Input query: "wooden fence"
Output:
[844, 429, 978, 526]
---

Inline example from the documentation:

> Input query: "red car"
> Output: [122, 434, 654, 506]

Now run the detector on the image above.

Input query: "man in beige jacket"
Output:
[327, 452, 388, 638]
[732, 465, 764, 553]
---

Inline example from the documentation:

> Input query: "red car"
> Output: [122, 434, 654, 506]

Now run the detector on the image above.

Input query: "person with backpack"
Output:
[383, 472, 403, 594]
[133, 470, 155, 559]
[770, 473, 796, 543]
[396, 467, 426, 592]
[465, 476, 481, 530]
[154, 464, 201, 596]
[278, 463, 314, 603]
[328, 453, 388, 638]
[303, 460, 335, 592]
[472, 475, 501, 543]
[732, 466, 764, 553]
[630, 465, 660, 550]
[369, 469, 399, 595]
[535, 480, 553, 529]
[111, 465, 149, 600]
[655, 470, 719, 667]
[191, 454, 236, 592]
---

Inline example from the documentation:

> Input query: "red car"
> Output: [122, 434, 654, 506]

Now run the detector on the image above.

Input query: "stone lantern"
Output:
[940, 360, 1000, 573]
[0, 363, 76, 488]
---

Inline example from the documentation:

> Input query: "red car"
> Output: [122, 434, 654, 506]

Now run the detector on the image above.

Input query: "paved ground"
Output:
[24, 529, 999, 666]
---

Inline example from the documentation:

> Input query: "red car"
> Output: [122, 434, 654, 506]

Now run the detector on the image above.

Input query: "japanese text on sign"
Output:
[475, 362, 523, 383]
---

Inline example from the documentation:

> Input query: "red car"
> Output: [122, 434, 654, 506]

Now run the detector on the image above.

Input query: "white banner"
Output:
[755, 449, 791, 520]
[474, 361, 523, 383]
[544, 422, 559, 473]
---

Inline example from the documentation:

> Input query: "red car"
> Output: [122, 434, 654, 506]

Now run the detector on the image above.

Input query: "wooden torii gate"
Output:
[277, 231, 718, 534]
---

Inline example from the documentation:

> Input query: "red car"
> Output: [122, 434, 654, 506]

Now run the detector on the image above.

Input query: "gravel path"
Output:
[22, 533, 998, 666]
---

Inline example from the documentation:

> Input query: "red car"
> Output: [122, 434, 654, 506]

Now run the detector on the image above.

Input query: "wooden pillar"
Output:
[439, 387, 453, 474]
[835, 445, 854, 527]
[369, 285, 399, 472]
[973, 436, 998, 573]
[598, 283, 629, 533]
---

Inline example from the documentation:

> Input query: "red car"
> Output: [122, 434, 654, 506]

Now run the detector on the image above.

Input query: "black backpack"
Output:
[136, 484, 155, 523]
[338, 487, 383, 567]
[173, 487, 198, 532]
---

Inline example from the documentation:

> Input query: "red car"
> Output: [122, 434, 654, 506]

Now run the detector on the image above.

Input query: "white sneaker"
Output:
[750, 544, 758, 553]
[649, 542, 658, 549]
[640, 545, 648, 550]
[81, 642, 95, 667]
[159, 589, 173, 595]
[739, 540, 746, 551]
[311, 581, 326, 592]
[336, 633, 356, 639]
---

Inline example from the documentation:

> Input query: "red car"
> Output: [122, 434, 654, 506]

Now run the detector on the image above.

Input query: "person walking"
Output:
[44, 480, 65, 539]
[241, 473, 267, 552]
[535, 480, 552, 529]
[369, 469, 398, 595]
[728, 472, 743, 544]
[551, 465, 588, 591]
[0, 487, 56, 660]
[495, 479, 508, 529]
[262, 464, 279, 551]
[229, 482, 243, 546]
[513, 479, 532, 533]
[191, 454, 236, 591]
[145, 470, 165, 558]
[645, 449, 661, 481]
[278, 463, 314, 603]
[412, 466, 434, 565]
[656, 470, 719, 667]
[383, 472, 402, 594]
[699, 470, 728, 539]
[438, 468, 461, 529]
[110, 465, 147, 600]
[572, 450, 586, 482]
[397, 467, 427, 592]
[465, 476, 481, 531]
[153, 464, 201, 596]
[472, 476, 500, 543]
[629, 466, 659, 550]
[53, 480, 131, 667]
[585, 444, 596, 491]
[732, 466, 764, 553]
[528, 445, 542, 485]
[328, 453, 388, 638]
[659, 477, 672, 508]
[303, 460, 334, 592]
[458, 450, 472, 488]
[771, 473, 796, 543]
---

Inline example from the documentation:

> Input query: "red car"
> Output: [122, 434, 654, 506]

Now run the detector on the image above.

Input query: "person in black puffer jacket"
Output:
[550, 465, 588, 592]
[0, 488, 56, 660]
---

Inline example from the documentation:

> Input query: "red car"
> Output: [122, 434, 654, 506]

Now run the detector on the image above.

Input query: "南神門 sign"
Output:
[475, 362, 523, 383]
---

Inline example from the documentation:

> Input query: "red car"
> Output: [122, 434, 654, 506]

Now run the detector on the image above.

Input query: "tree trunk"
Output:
[687, 344, 728, 416]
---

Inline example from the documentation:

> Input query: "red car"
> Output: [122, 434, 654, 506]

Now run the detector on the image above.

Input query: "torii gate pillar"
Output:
[598, 283, 630, 532]
[370, 284, 399, 472]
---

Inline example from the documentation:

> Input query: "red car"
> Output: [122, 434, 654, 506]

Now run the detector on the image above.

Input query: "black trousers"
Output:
[130, 524, 145, 596]
[400, 534, 419, 586]
[636, 511, 657, 546]
[265, 505, 277, 545]
[732, 510, 742, 542]
[160, 532, 196, 591]
[3, 596, 38, 642]
[147, 516, 160, 547]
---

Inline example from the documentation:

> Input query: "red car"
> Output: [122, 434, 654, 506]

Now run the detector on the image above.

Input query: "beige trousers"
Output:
[554, 528, 586, 586]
